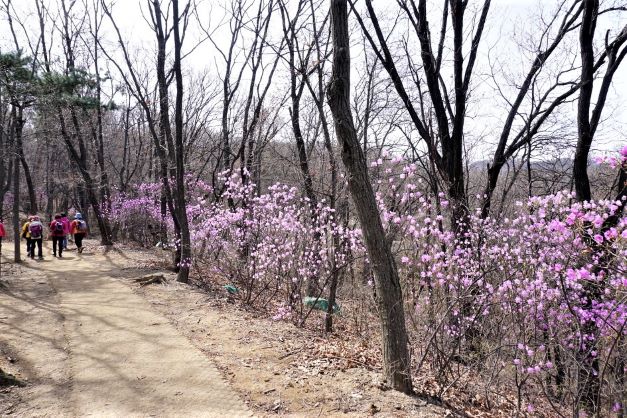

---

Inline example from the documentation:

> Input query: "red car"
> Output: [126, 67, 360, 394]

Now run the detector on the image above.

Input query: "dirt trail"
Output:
[0, 242, 253, 417]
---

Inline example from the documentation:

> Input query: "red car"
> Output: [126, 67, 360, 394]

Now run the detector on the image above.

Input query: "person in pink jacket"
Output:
[0, 218, 5, 261]
[60, 212, 71, 250]
[0, 218, 5, 243]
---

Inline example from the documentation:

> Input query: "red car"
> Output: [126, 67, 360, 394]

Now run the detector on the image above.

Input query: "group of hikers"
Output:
[18, 212, 88, 260]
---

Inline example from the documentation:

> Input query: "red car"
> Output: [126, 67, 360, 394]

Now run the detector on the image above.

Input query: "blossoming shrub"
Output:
[110, 172, 364, 324]
[109, 182, 169, 246]
[377, 158, 626, 415]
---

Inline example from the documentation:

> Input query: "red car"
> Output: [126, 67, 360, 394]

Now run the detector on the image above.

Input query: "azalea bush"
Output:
[189, 173, 363, 322]
[110, 171, 364, 324]
[375, 153, 627, 415]
[109, 182, 168, 246]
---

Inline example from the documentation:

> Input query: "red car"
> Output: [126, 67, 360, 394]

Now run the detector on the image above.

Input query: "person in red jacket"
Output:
[50, 214, 65, 258]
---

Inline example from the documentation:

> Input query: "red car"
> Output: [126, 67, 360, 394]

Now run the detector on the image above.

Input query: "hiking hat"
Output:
[32, 215, 40, 221]
[75, 213, 83, 220]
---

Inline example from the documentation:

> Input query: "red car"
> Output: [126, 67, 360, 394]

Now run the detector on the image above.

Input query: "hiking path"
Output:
[0, 241, 253, 417]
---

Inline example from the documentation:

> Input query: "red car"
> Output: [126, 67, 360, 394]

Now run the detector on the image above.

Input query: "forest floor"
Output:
[0, 239, 452, 418]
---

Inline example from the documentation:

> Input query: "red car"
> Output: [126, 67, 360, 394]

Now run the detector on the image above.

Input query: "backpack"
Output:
[54, 221, 64, 234]
[76, 220, 87, 233]
[29, 222, 43, 239]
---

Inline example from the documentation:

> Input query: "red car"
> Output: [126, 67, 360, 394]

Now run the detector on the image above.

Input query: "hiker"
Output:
[28, 216, 44, 260]
[60, 212, 71, 250]
[71, 213, 87, 254]
[21, 216, 34, 258]
[0, 219, 4, 265]
[50, 214, 65, 258]
[0, 218, 5, 245]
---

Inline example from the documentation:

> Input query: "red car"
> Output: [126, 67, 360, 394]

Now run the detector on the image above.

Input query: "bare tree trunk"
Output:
[0, 105, 11, 219]
[150, 0, 183, 270]
[172, 0, 191, 283]
[45, 136, 53, 220]
[11, 107, 22, 262]
[574, 5, 627, 202]
[327, 0, 412, 394]
[572, 3, 627, 412]
[574, 0, 597, 203]
[19, 154, 37, 214]
[90, 0, 113, 243]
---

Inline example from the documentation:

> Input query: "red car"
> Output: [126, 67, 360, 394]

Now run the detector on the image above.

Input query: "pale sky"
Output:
[1, 0, 626, 160]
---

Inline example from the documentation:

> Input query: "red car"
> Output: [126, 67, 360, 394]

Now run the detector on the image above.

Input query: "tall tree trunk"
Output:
[317, 78, 340, 332]
[91, 5, 113, 244]
[12, 107, 22, 262]
[151, 0, 182, 270]
[0, 106, 13, 220]
[19, 156, 37, 214]
[45, 135, 53, 220]
[12, 148, 20, 263]
[321, 99, 339, 333]
[0, 159, 9, 219]
[573, 0, 597, 203]
[327, 0, 413, 394]
[575, 2, 598, 402]
[572, 2, 627, 413]
[172, 0, 191, 283]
